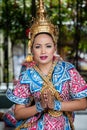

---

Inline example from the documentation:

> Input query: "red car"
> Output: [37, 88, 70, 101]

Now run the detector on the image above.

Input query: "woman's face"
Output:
[32, 33, 56, 65]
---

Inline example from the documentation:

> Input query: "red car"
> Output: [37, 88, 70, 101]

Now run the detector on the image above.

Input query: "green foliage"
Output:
[0, 0, 87, 52]
[0, 0, 31, 44]
[0, 0, 87, 82]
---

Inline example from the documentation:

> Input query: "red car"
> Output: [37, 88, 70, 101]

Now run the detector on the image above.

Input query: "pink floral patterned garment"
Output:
[6, 61, 87, 130]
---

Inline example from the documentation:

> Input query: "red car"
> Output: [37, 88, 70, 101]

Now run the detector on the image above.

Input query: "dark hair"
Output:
[33, 32, 54, 44]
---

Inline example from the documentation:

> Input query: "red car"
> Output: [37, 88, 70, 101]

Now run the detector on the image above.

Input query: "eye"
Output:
[46, 44, 52, 48]
[35, 45, 40, 49]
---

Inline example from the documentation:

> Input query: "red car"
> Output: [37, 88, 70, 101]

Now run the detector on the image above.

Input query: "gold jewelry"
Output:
[25, 40, 33, 62]
[30, 0, 58, 44]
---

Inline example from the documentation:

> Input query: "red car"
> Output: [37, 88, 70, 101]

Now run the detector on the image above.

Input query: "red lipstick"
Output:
[40, 56, 48, 60]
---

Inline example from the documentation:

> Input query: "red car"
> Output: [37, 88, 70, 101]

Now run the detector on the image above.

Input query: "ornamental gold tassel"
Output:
[25, 39, 33, 62]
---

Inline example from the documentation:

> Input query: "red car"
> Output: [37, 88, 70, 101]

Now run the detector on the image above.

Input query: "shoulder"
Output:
[19, 60, 36, 78]
[20, 66, 43, 85]
[56, 60, 75, 70]
[20, 60, 36, 72]
[54, 55, 75, 70]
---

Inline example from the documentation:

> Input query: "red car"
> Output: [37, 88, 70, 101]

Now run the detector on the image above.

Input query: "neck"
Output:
[38, 62, 53, 75]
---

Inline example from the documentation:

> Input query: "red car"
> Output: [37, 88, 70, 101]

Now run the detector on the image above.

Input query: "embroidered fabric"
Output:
[54, 100, 61, 111]
[6, 61, 87, 130]
[35, 102, 44, 112]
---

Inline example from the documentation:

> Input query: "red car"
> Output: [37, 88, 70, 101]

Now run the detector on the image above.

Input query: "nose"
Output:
[41, 46, 46, 54]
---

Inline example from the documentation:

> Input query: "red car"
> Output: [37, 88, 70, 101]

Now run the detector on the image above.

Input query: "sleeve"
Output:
[69, 68, 87, 99]
[6, 80, 33, 105]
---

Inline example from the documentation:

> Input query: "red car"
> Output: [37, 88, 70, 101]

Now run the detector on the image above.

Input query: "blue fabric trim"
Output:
[6, 89, 30, 105]
[37, 115, 44, 130]
[54, 100, 61, 111]
[20, 68, 43, 93]
[64, 116, 71, 130]
[16, 120, 23, 127]
[20, 61, 74, 94]
[71, 89, 87, 99]
[52, 61, 74, 93]
[36, 102, 44, 112]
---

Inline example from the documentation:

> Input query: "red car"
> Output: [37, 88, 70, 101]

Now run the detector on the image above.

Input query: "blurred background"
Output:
[0, 0, 87, 129]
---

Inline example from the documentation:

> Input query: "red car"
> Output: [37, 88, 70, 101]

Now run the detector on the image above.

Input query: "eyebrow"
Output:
[35, 42, 53, 45]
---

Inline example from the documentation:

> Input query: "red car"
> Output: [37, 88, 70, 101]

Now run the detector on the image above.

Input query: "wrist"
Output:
[54, 100, 61, 111]
[35, 101, 44, 113]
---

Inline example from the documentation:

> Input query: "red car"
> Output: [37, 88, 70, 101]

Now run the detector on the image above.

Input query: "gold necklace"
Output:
[35, 60, 57, 80]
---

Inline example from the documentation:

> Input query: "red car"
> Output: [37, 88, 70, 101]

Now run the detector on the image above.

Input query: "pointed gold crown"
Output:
[30, 0, 58, 44]
[26, 0, 58, 62]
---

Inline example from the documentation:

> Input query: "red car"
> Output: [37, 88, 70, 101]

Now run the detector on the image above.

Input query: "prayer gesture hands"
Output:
[40, 89, 55, 110]
[36, 88, 61, 112]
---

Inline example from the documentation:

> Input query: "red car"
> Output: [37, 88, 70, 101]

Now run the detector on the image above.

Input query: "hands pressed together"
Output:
[41, 89, 54, 110]
[36, 89, 61, 113]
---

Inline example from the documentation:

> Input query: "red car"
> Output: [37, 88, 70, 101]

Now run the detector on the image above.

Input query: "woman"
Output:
[6, 0, 87, 130]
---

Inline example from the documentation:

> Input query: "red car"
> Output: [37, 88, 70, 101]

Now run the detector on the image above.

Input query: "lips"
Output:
[40, 56, 48, 60]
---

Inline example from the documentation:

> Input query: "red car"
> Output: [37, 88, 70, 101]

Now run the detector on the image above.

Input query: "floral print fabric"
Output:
[6, 61, 87, 130]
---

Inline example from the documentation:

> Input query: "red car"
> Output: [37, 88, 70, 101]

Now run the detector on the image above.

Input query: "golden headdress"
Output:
[26, 0, 58, 62]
